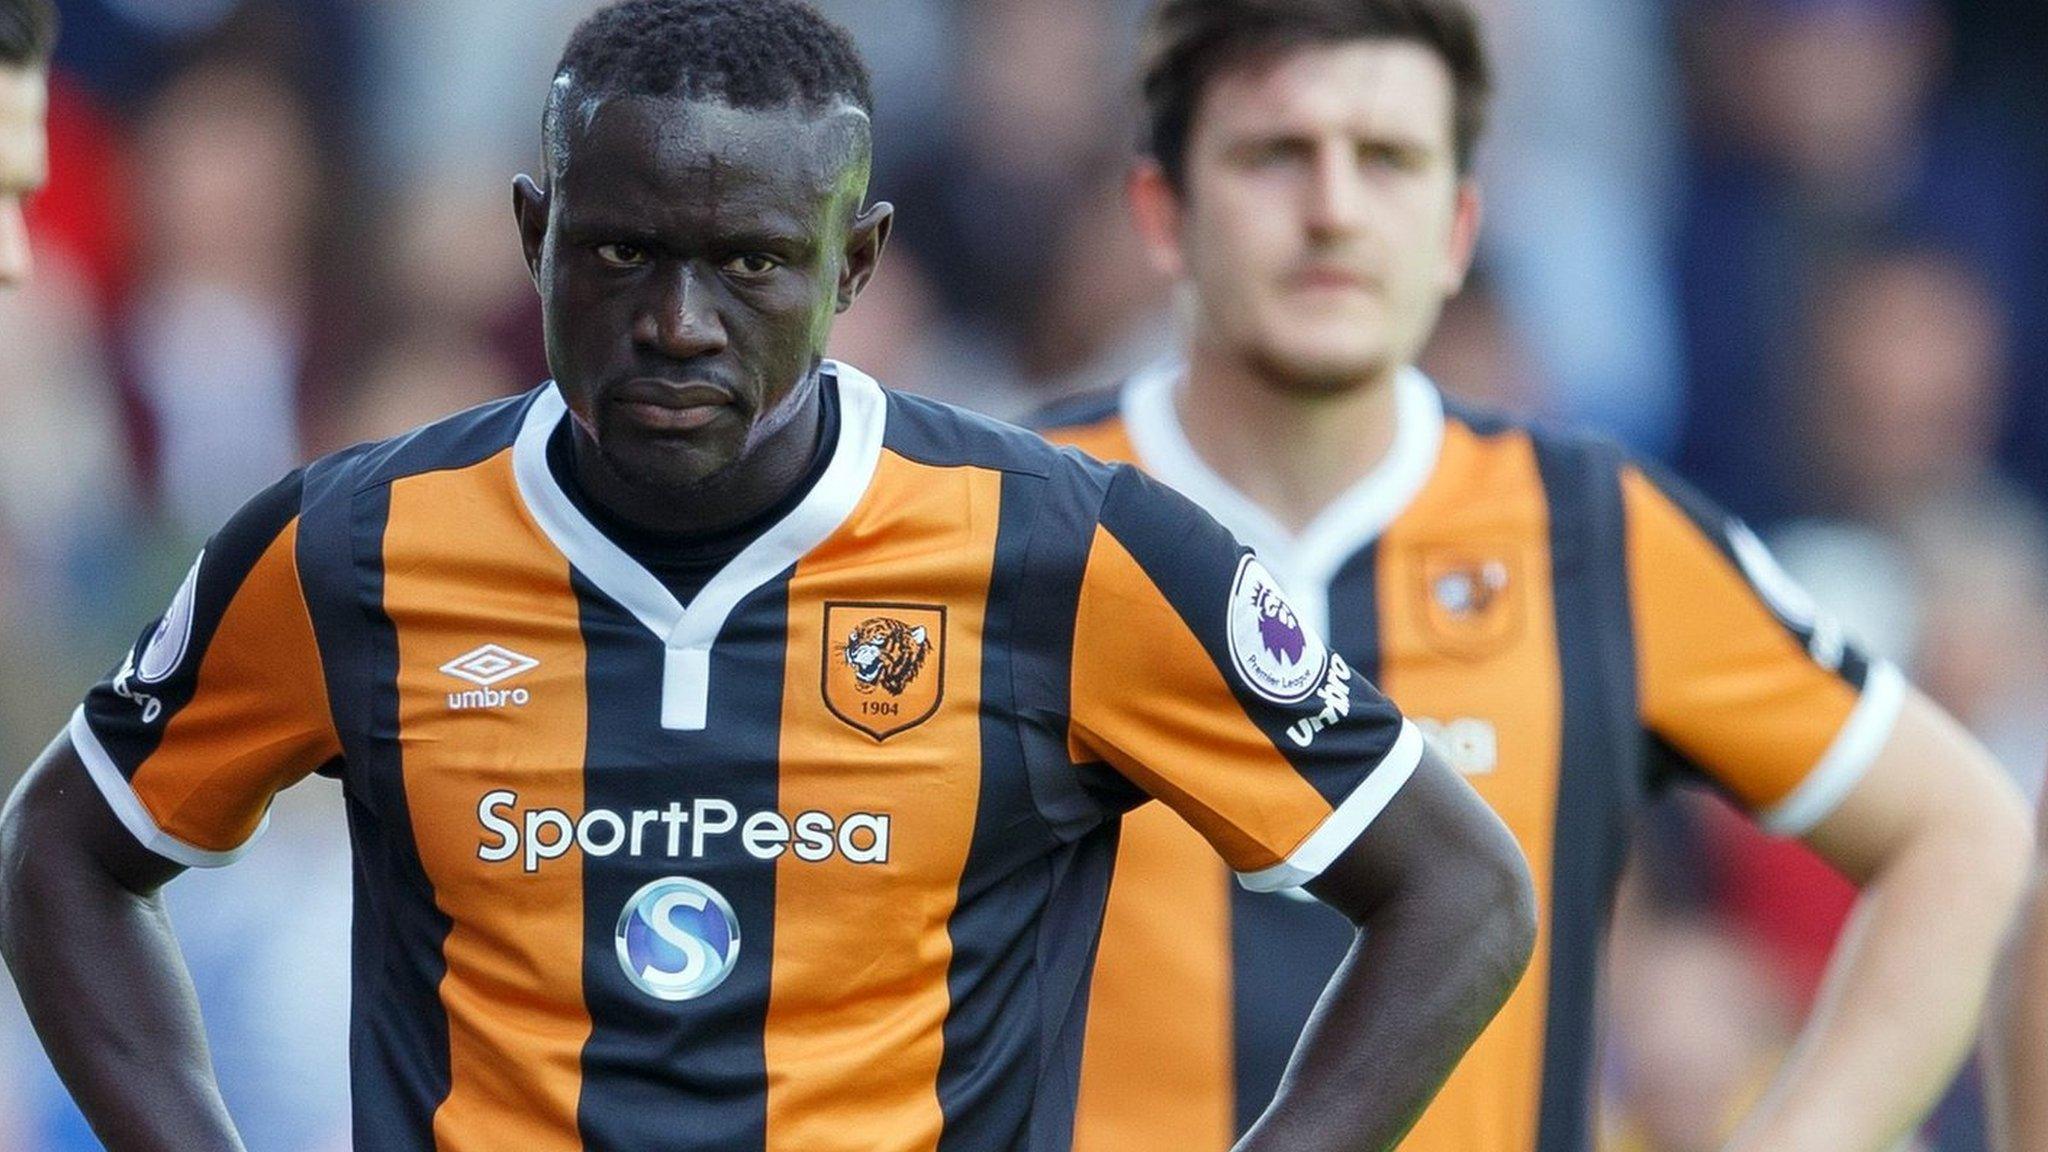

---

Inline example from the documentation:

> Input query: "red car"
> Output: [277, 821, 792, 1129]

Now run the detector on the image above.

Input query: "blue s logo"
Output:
[614, 877, 741, 1001]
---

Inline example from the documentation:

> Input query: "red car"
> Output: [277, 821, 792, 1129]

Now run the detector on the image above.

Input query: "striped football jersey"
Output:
[72, 362, 1424, 1152]
[1040, 365, 1904, 1152]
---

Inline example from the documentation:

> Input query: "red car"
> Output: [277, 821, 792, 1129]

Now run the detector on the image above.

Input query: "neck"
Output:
[1178, 346, 1403, 534]
[570, 376, 825, 537]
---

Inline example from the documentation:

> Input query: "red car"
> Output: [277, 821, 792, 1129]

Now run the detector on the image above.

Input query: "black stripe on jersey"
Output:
[881, 388, 1060, 477]
[1629, 459, 1870, 691]
[1229, 543, 1380, 1136]
[301, 473, 455, 1152]
[85, 469, 308, 777]
[1532, 435, 1641, 1152]
[1095, 465, 1405, 806]
[573, 571, 786, 1151]
[1010, 462, 1140, 837]
[936, 470, 1104, 1151]
[351, 389, 535, 492]
[1026, 387, 1122, 433]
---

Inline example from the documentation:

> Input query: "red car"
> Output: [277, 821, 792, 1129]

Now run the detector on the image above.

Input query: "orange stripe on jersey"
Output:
[1379, 423, 1560, 1152]
[383, 449, 592, 1152]
[1622, 469, 1860, 812]
[761, 453, 998, 1151]
[129, 516, 339, 850]
[1071, 804, 1234, 1152]
[1068, 527, 1334, 874]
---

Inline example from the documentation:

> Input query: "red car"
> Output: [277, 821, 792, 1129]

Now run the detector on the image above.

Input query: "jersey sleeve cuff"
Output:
[68, 706, 269, 869]
[1758, 660, 1907, 837]
[1237, 720, 1425, 893]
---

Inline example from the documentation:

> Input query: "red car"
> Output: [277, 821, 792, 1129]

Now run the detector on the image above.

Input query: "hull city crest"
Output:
[1414, 548, 1524, 659]
[824, 603, 946, 740]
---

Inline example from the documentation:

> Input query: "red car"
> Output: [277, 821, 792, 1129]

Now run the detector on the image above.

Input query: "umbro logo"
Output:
[442, 644, 539, 710]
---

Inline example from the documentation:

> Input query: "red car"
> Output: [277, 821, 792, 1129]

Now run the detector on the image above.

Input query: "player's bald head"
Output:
[542, 0, 875, 189]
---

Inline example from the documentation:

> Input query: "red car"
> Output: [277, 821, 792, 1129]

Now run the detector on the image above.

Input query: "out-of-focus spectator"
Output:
[1800, 248, 2014, 525]
[120, 51, 334, 534]
[1675, 0, 2048, 525]
[1601, 890, 1798, 1152]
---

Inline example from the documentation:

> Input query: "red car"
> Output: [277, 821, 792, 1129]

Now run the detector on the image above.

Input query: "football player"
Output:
[1041, 2, 2033, 1149]
[0, 2, 1535, 1149]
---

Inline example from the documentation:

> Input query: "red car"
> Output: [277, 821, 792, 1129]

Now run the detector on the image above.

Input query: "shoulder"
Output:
[302, 387, 540, 507]
[1028, 386, 1123, 435]
[878, 378, 1110, 487]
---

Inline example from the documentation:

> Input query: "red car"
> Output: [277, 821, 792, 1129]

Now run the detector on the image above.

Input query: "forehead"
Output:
[0, 67, 48, 190]
[1196, 41, 1456, 149]
[555, 95, 859, 227]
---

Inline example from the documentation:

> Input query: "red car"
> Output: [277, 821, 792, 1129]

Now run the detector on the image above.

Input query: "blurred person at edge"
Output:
[1675, 0, 2048, 525]
[121, 51, 330, 537]
[1035, 1, 2033, 1150]
[1599, 893, 1799, 1152]
[0, 0, 50, 289]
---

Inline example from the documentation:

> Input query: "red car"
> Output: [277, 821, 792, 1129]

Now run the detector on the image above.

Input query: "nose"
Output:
[634, 263, 728, 361]
[0, 199, 31, 289]
[1303, 144, 1367, 240]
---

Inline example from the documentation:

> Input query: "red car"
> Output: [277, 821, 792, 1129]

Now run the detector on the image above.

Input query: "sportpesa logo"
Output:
[477, 791, 892, 874]
[615, 876, 741, 1001]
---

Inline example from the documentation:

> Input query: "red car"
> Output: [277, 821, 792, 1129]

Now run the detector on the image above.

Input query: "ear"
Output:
[1126, 158, 1188, 279]
[513, 174, 551, 288]
[1441, 179, 1484, 296]
[837, 201, 895, 313]
[909, 626, 927, 646]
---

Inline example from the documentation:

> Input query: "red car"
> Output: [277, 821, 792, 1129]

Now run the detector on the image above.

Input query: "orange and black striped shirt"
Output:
[72, 362, 1424, 1152]
[1040, 365, 1905, 1152]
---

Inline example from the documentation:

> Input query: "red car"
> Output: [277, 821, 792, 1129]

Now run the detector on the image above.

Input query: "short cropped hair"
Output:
[1141, 0, 1492, 190]
[544, 0, 873, 175]
[0, 0, 57, 69]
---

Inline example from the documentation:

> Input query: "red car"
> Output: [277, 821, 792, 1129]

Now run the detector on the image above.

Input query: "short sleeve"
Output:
[72, 471, 342, 867]
[1625, 464, 1905, 836]
[1067, 466, 1423, 891]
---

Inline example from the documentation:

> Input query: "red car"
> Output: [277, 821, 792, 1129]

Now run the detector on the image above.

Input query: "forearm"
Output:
[1989, 869, 2048, 1152]
[0, 767, 245, 1151]
[1728, 818, 2030, 1152]
[1235, 867, 1535, 1152]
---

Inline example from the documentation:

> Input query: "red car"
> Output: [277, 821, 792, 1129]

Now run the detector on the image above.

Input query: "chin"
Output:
[597, 428, 738, 494]
[1247, 341, 1395, 397]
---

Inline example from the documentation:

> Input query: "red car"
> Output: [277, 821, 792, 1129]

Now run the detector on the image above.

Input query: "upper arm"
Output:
[68, 471, 341, 871]
[1304, 744, 1533, 928]
[1625, 463, 1904, 835]
[1065, 466, 1424, 892]
[2, 732, 186, 898]
[1802, 686, 2031, 884]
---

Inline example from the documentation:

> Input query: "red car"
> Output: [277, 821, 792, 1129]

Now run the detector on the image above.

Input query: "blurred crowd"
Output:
[1, 1, 2044, 1149]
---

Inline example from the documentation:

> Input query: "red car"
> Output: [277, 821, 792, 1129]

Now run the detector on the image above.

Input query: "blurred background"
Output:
[0, 0, 2044, 1149]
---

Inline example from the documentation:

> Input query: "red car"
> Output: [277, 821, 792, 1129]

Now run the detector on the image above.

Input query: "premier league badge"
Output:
[1226, 555, 1331, 705]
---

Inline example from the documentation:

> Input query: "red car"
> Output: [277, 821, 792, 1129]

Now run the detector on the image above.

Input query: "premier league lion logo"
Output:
[823, 603, 946, 740]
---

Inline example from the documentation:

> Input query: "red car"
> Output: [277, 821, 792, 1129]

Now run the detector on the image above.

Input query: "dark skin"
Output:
[515, 95, 893, 535]
[0, 90, 1536, 1152]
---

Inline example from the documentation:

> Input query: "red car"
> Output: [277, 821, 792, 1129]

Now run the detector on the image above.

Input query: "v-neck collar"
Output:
[511, 361, 888, 730]
[1120, 363, 1446, 637]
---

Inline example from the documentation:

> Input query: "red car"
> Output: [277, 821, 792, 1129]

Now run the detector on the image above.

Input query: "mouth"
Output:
[1286, 265, 1378, 294]
[610, 378, 737, 434]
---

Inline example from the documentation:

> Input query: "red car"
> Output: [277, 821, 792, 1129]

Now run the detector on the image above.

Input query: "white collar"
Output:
[1120, 363, 1445, 636]
[511, 361, 888, 730]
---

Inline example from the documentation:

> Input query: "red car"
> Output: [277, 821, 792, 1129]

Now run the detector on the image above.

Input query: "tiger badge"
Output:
[824, 603, 946, 740]
[1414, 549, 1524, 660]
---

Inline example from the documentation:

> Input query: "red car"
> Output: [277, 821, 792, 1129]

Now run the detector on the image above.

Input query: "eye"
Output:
[723, 253, 781, 276]
[595, 243, 649, 268]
